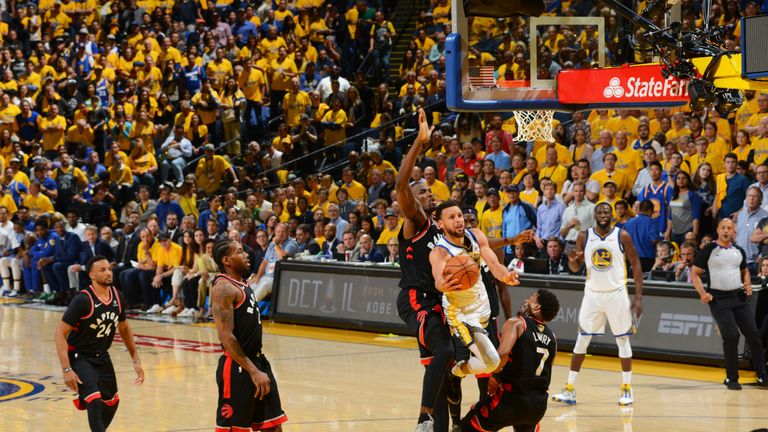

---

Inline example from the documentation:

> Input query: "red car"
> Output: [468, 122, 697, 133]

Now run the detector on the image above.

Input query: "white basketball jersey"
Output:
[584, 226, 627, 293]
[436, 230, 487, 308]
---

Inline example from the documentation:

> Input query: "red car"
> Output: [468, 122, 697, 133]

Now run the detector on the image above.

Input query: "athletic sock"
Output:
[567, 370, 579, 387]
[2, 278, 9, 291]
[13, 279, 20, 291]
[43, 284, 51, 294]
[622, 371, 632, 386]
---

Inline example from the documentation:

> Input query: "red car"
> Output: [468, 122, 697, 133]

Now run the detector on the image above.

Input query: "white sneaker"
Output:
[618, 384, 633, 406]
[146, 304, 164, 313]
[414, 415, 434, 432]
[551, 384, 577, 405]
[178, 308, 195, 317]
[451, 360, 467, 378]
[0, 289, 10, 297]
[6, 290, 18, 298]
[161, 305, 179, 315]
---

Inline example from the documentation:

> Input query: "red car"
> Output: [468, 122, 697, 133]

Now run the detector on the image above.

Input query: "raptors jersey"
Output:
[584, 227, 627, 293]
[498, 316, 556, 386]
[435, 229, 488, 308]
[213, 274, 264, 358]
[63, 286, 126, 354]
[398, 218, 442, 296]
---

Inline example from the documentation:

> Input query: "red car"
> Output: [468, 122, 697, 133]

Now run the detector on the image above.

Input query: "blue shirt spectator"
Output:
[264, 237, 299, 278]
[718, 172, 750, 219]
[199, 207, 227, 234]
[623, 203, 660, 270]
[15, 108, 39, 142]
[536, 194, 565, 243]
[501, 186, 537, 255]
[485, 150, 511, 172]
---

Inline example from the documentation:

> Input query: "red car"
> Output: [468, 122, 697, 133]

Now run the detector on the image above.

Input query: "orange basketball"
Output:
[443, 254, 480, 290]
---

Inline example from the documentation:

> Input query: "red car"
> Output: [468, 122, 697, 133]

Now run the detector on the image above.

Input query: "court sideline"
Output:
[1, 305, 767, 431]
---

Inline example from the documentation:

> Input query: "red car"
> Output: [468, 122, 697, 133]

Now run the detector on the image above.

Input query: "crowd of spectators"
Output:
[0, 0, 766, 318]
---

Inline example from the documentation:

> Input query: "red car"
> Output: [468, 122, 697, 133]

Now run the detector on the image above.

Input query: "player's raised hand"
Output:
[134, 361, 145, 385]
[510, 230, 534, 246]
[503, 271, 519, 286]
[250, 370, 271, 400]
[416, 108, 434, 146]
[63, 369, 82, 392]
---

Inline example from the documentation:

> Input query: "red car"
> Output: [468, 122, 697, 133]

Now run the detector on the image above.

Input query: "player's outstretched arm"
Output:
[620, 230, 643, 317]
[397, 108, 433, 238]
[117, 320, 144, 385]
[487, 229, 534, 251]
[430, 247, 461, 293]
[211, 280, 271, 399]
[474, 228, 518, 285]
[567, 231, 586, 273]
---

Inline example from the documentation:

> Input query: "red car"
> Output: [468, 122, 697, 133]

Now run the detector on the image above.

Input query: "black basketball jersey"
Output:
[499, 316, 556, 387]
[214, 274, 263, 358]
[481, 266, 500, 318]
[398, 218, 442, 294]
[62, 286, 126, 355]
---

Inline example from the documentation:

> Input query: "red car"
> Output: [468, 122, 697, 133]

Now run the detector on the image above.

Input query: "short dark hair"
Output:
[638, 199, 654, 213]
[86, 255, 108, 274]
[724, 152, 738, 162]
[595, 202, 612, 212]
[648, 160, 662, 170]
[435, 200, 461, 219]
[213, 239, 235, 268]
[537, 289, 560, 322]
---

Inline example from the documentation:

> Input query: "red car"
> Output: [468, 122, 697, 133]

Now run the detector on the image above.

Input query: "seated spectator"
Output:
[352, 234, 384, 262]
[540, 237, 571, 275]
[674, 241, 697, 283]
[69, 225, 116, 292]
[40, 219, 81, 305]
[250, 223, 298, 301]
[384, 238, 399, 264]
[651, 240, 678, 273]
[121, 227, 157, 311]
[333, 230, 358, 261]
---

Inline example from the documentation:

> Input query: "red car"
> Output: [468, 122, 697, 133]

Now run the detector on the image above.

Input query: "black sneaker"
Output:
[724, 379, 742, 390]
[752, 376, 768, 388]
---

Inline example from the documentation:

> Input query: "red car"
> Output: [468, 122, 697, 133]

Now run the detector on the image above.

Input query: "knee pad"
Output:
[573, 334, 592, 355]
[616, 336, 632, 358]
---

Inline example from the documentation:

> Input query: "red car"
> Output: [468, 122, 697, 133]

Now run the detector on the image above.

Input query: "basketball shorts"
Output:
[70, 352, 119, 410]
[578, 288, 633, 336]
[443, 292, 491, 347]
[461, 386, 547, 432]
[454, 316, 499, 375]
[397, 288, 449, 365]
[215, 353, 287, 431]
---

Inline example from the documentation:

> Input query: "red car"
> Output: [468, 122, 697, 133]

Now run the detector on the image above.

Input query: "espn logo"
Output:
[658, 313, 714, 337]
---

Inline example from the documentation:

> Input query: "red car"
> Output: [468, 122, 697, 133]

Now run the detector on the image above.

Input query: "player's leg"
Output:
[455, 331, 499, 376]
[553, 292, 604, 404]
[606, 290, 635, 404]
[98, 356, 120, 429]
[420, 312, 455, 426]
[733, 294, 768, 382]
[71, 355, 108, 432]
[447, 336, 466, 429]
[250, 356, 287, 431]
[476, 317, 500, 396]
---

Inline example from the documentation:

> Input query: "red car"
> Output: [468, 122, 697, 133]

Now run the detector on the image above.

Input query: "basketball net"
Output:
[513, 110, 555, 143]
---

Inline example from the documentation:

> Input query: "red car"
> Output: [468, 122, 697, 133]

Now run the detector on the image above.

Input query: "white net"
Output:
[513, 110, 556, 143]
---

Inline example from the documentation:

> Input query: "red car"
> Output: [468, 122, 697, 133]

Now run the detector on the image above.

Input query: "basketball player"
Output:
[551, 202, 643, 405]
[211, 239, 287, 431]
[430, 200, 520, 378]
[461, 289, 560, 432]
[396, 107, 451, 432]
[54, 256, 144, 432]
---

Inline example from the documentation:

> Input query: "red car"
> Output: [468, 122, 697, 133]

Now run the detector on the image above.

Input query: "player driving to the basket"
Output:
[430, 200, 520, 378]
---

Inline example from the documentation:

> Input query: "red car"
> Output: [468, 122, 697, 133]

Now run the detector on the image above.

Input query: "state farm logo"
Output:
[602, 76, 688, 99]
[603, 77, 624, 98]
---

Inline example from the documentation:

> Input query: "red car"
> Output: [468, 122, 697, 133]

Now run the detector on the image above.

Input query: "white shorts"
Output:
[578, 288, 632, 337]
[443, 291, 491, 346]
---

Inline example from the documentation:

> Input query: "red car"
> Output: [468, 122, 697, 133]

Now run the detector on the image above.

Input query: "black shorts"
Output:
[215, 354, 287, 431]
[70, 352, 119, 410]
[461, 389, 547, 432]
[397, 288, 446, 364]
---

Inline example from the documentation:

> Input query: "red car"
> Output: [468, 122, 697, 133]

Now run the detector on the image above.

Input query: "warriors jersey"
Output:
[213, 274, 263, 359]
[62, 285, 126, 354]
[584, 227, 627, 293]
[435, 229, 488, 308]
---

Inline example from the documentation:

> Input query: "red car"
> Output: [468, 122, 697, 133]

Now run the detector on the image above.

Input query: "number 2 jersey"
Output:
[63, 285, 126, 355]
[498, 316, 557, 390]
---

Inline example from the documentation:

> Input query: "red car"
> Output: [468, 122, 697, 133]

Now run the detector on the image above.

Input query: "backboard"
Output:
[445, 0, 691, 113]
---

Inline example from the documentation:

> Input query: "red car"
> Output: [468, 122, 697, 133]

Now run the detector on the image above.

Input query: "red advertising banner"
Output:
[557, 64, 690, 104]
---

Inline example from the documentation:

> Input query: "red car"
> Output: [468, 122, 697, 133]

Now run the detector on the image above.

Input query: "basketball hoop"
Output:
[513, 110, 556, 142]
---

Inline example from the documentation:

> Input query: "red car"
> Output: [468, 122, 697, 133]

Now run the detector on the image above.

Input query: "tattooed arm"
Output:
[211, 279, 271, 398]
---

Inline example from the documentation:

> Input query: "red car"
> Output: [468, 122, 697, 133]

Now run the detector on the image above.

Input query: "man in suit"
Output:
[165, 213, 183, 244]
[113, 221, 139, 287]
[41, 220, 82, 305]
[321, 223, 341, 257]
[296, 223, 321, 254]
[69, 225, 116, 290]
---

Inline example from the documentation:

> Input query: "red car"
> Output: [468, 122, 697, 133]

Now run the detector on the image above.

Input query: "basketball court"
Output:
[2, 303, 767, 431]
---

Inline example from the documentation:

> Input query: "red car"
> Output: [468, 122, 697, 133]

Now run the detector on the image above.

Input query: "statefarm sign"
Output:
[557, 64, 689, 104]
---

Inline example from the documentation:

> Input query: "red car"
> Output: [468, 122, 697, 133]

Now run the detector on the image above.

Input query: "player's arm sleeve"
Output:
[61, 294, 91, 326]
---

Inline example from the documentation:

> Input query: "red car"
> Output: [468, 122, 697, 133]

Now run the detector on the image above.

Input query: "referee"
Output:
[691, 219, 768, 390]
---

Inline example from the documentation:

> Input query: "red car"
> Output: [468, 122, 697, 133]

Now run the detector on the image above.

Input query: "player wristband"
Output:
[63, 367, 73, 373]
[133, 360, 141, 364]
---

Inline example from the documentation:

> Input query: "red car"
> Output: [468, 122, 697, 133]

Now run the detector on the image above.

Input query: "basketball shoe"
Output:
[551, 384, 576, 404]
[414, 414, 434, 432]
[618, 384, 633, 405]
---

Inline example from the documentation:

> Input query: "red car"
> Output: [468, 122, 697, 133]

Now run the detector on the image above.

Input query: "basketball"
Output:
[443, 255, 480, 290]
